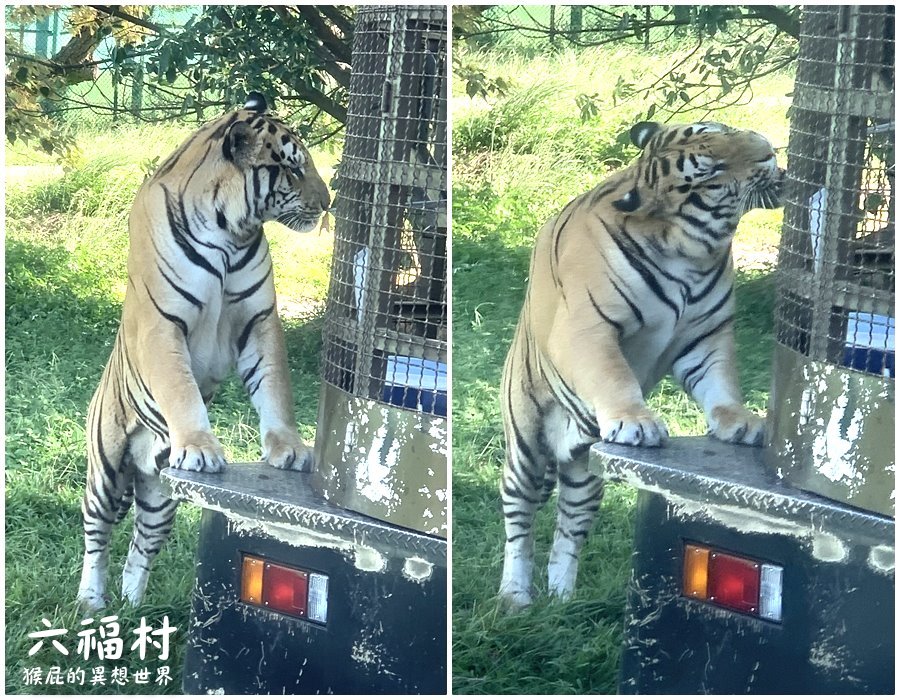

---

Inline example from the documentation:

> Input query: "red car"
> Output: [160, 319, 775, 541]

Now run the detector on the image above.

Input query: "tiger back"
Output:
[77, 93, 330, 611]
[499, 121, 784, 609]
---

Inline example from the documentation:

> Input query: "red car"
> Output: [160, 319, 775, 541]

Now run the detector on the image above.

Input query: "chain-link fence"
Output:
[768, 5, 894, 516]
[7, 6, 211, 130]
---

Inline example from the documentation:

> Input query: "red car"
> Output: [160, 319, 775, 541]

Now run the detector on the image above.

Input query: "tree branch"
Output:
[282, 90, 347, 123]
[316, 5, 356, 38]
[88, 5, 171, 37]
[276, 6, 351, 89]
[754, 5, 801, 40]
[295, 5, 353, 64]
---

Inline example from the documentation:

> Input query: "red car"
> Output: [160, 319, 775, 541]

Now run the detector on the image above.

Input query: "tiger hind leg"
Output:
[115, 483, 134, 523]
[547, 452, 604, 601]
[498, 409, 555, 610]
[78, 394, 133, 611]
[121, 436, 179, 607]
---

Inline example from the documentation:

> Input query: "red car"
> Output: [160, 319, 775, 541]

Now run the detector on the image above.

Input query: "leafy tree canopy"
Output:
[5, 5, 354, 159]
[454, 5, 800, 122]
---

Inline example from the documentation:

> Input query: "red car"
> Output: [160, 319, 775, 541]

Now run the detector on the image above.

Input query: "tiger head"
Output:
[218, 92, 331, 233]
[614, 121, 784, 224]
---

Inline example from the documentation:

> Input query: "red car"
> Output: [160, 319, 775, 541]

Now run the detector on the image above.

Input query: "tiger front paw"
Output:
[597, 405, 668, 447]
[263, 428, 313, 472]
[708, 405, 765, 446]
[170, 431, 226, 472]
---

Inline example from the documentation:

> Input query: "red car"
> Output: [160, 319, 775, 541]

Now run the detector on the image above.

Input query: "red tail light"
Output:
[263, 563, 309, 617]
[682, 543, 783, 622]
[240, 553, 328, 624]
[707, 551, 761, 615]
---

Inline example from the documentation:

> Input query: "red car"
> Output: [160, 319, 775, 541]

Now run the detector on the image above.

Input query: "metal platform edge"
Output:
[160, 463, 447, 565]
[588, 436, 894, 538]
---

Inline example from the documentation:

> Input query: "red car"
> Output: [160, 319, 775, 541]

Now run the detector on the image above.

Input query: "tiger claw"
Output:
[598, 408, 668, 447]
[170, 431, 226, 472]
[708, 405, 765, 446]
[263, 429, 313, 472]
[76, 589, 109, 612]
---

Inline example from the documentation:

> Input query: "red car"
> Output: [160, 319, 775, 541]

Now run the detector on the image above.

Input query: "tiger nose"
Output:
[320, 183, 331, 212]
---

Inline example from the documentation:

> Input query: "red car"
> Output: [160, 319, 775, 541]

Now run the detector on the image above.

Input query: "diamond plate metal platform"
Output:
[589, 436, 893, 534]
[161, 463, 446, 565]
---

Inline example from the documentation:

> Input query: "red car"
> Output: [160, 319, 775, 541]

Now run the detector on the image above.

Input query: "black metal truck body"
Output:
[589, 437, 894, 694]
[161, 465, 446, 694]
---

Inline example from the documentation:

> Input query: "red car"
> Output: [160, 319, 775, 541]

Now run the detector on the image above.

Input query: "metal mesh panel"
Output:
[320, 5, 447, 417]
[773, 5, 895, 380]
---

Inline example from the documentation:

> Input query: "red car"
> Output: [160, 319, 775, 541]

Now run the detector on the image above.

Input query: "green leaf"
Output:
[576, 94, 599, 122]
[673, 5, 692, 24]
[158, 44, 171, 78]
[15, 66, 29, 81]
[864, 193, 885, 212]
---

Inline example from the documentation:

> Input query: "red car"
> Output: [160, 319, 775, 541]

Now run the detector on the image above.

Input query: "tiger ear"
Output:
[222, 120, 258, 165]
[630, 121, 661, 149]
[612, 187, 642, 212]
[244, 92, 269, 113]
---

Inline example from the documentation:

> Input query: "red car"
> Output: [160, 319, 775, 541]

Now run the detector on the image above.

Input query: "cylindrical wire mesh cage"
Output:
[314, 6, 447, 535]
[767, 5, 895, 516]
[322, 6, 447, 408]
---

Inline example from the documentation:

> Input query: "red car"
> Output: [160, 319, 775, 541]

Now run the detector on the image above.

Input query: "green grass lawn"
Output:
[451, 41, 791, 694]
[5, 123, 338, 694]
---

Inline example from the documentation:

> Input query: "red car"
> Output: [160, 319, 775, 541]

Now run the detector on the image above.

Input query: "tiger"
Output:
[77, 92, 331, 611]
[498, 120, 784, 609]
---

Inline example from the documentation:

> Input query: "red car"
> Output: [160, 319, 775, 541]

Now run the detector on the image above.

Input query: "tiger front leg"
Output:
[673, 323, 765, 446]
[547, 310, 668, 447]
[132, 321, 226, 472]
[236, 305, 313, 472]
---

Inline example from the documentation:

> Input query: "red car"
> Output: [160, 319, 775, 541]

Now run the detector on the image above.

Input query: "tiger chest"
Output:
[617, 275, 730, 392]
[185, 296, 239, 399]
[619, 247, 734, 393]
[184, 243, 274, 399]
[619, 318, 680, 391]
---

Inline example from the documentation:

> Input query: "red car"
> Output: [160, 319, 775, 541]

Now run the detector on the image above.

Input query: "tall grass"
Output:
[5, 122, 338, 694]
[452, 41, 792, 693]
